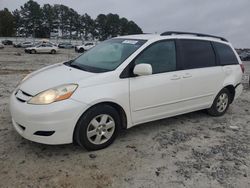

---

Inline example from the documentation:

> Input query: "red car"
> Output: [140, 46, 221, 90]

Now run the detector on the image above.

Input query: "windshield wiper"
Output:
[64, 60, 109, 73]
[64, 60, 73, 66]
[64, 60, 85, 71]
[69, 63, 87, 71]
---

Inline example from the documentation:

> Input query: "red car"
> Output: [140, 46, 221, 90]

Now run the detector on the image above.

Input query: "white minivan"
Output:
[10, 32, 244, 150]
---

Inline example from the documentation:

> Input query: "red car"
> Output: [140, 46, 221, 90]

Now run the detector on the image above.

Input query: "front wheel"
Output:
[74, 105, 121, 150]
[78, 48, 85, 53]
[207, 88, 231, 116]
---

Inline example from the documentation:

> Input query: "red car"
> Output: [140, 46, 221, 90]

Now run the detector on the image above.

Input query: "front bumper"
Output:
[10, 92, 89, 145]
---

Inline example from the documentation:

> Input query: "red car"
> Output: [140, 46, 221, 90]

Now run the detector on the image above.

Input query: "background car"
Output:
[25, 43, 58, 54]
[75, 42, 95, 53]
[58, 42, 74, 48]
[0, 43, 4, 49]
[21, 41, 34, 48]
[37, 40, 57, 47]
[2, 40, 13, 45]
[13, 41, 35, 48]
[239, 52, 250, 61]
[13, 42, 22, 48]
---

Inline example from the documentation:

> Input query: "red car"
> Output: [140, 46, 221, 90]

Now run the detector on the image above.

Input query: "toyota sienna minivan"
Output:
[10, 31, 244, 150]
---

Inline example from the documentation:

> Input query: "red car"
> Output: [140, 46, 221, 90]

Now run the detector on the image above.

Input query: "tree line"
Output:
[0, 0, 143, 40]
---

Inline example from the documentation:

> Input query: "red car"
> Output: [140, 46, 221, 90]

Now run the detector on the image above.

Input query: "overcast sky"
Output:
[1, 0, 249, 47]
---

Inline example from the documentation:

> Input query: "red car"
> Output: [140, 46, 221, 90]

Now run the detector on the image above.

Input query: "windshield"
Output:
[69, 38, 146, 73]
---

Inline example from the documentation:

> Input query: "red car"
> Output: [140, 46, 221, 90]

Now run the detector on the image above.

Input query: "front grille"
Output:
[21, 90, 32, 97]
[15, 89, 33, 102]
[16, 97, 26, 103]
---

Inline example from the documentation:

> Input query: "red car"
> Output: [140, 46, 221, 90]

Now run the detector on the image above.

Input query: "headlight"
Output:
[28, 84, 78, 105]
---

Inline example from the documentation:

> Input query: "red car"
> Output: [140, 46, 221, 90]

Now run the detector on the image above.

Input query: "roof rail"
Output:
[160, 31, 228, 42]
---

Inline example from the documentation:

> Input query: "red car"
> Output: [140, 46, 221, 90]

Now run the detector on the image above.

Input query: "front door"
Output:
[129, 40, 182, 124]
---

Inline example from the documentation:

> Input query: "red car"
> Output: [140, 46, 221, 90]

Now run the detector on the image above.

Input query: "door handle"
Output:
[170, 75, 181, 80]
[183, 73, 192, 78]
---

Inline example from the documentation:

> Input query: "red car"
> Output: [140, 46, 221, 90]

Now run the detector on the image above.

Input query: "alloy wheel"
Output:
[86, 114, 115, 145]
[216, 93, 229, 112]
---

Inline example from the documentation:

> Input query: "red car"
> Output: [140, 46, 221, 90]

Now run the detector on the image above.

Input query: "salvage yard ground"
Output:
[0, 46, 250, 188]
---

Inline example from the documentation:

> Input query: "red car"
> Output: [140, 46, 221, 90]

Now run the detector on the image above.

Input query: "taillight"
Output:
[240, 64, 245, 73]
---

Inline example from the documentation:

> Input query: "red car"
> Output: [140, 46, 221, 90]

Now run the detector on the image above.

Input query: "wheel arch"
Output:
[79, 47, 85, 52]
[93, 101, 128, 129]
[224, 85, 235, 103]
[73, 101, 128, 144]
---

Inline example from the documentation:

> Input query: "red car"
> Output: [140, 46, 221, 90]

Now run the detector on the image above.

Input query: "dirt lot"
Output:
[0, 46, 250, 188]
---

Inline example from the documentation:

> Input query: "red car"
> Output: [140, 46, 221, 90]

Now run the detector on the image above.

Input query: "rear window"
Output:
[179, 39, 216, 69]
[213, 42, 238, 65]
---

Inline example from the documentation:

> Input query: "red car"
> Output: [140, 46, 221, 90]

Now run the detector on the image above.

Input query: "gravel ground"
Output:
[0, 46, 250, 188]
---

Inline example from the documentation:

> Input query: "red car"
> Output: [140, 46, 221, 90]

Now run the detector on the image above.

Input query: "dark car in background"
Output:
[13, 42, 22, 48]
[2, 40, 13, 45]
[58, 42, 74, 49]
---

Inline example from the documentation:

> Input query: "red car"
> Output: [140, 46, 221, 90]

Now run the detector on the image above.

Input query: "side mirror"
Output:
[133, 64, 153, 76]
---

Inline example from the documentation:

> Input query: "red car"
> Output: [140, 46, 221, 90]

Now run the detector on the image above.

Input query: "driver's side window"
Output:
[134, 40, 176, 74]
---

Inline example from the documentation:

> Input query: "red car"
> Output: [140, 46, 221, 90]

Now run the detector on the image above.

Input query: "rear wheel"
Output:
[207, 88, 231, 116]
[51, 49, 56, 54]
[74, 105, 121, 150]
[31, 49, 36, 54]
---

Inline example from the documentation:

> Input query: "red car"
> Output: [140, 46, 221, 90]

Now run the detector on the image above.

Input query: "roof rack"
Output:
[160, 31, 228, 42]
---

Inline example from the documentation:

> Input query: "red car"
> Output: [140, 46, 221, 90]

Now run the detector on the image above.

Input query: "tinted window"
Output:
[134, 40, 176, 74]
[179, 40, 216, 69]
[213, 42, 238, 65]
[85, 43, 93, 46]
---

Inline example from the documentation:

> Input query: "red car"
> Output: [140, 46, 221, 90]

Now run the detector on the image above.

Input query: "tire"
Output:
[207, 88, 231, 116]
[51, 50, 56, 54]
[79, 48, 85, 53]
[74, 104, 121, 150]
[31, 49, 36, 54]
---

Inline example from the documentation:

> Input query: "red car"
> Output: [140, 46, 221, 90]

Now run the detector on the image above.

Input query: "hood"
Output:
[19, 63, 96, 95]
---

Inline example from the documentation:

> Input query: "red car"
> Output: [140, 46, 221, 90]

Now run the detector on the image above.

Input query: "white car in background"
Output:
[75, 42, 95, 53]
[25, 43, 58, 54]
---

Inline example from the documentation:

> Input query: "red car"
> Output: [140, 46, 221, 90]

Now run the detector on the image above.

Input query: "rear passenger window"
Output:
[213, 42, 238, 65]
[179, 40, 216, 69]
[134, 40, 176, 74]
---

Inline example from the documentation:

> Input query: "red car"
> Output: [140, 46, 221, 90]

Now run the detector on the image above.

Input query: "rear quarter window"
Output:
[179, 39, 216, 69]
[213, 42, 239, 65]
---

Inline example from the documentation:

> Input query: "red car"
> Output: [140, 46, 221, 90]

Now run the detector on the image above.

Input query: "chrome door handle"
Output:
[183, 73, 192, 78]
[171, 75, 181, 80]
